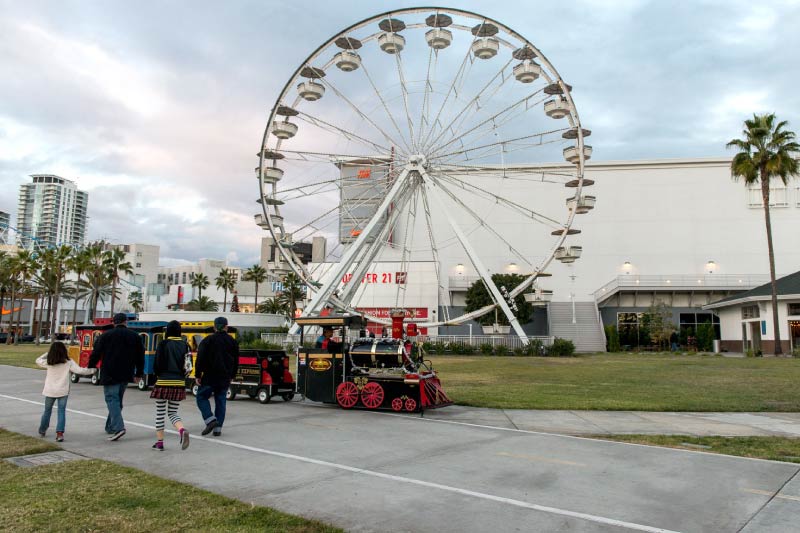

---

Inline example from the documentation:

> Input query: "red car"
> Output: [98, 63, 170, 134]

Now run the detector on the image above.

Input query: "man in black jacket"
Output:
[194, 316, 239, 436]
[88, 313, 144, 441]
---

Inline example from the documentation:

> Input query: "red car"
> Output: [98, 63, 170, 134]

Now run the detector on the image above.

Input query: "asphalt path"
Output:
[1, 365, 798, 533]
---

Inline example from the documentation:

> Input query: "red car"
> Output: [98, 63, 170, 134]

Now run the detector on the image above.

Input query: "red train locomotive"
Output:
[295, 313, 451, 413]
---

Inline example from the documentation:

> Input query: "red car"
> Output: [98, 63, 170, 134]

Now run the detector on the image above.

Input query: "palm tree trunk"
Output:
[51, 278, 60, 339]
[71, 273, 82, 334]
[223, 289, 228, 312]
[254, 284, 259, 311]
[33, 291, 44, 344]
[110, 278, 117, 315]
[91, 289, 99, 322]
[4, 286, 14, 344]
[761, 176, 783, 355]
[13, 280, 26, 344]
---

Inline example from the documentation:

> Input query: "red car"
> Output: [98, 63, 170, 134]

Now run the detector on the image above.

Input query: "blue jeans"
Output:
[39, 396, 68, 434]
[103, 382, 127, 433]
[196, 383, 229, 427]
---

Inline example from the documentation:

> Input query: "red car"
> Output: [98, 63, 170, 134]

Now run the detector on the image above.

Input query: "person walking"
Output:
[150, 320, 191, 451]
[36, 342, 96, 441]
[194, 317, 238, 437]
[88, 313, 144, 441]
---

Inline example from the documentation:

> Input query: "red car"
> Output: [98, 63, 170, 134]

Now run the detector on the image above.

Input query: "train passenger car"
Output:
[180, 321, 237, 394]
[68, 322, 114, 385]
[228, 349, 294, 403]
[127, 321, 168, 391]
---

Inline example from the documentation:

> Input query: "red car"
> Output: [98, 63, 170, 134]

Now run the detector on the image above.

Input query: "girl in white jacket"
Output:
[36, 342, 95, 442]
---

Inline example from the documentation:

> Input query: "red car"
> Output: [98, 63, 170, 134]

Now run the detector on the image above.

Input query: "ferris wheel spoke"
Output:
[360, 61, 414, 155]
[416, 47, 437, 150]
[431, 175, 535, 268]
[422, 175, 528, 341]
[419, 186, 450, 323]
[424, 57, 514, 152]
[394, 50, 417, 153]
[430, 90, 548, 156]
[295, 111, 394, 154]
[319, 77, 409, 154]
[437, 162, 577, 180]
[434, 170, 563, 227]
[433, 127, 568, 161]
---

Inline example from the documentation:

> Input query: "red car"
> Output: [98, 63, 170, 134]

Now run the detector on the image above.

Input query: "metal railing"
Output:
[261, 332, 552, 350]
[593, 274, 771, 301]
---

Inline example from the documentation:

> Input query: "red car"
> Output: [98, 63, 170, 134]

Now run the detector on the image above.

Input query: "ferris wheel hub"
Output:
[407, 154, 429, 170]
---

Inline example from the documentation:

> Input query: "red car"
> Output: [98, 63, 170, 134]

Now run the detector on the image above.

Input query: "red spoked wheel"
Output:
[404, 398, 417, 412]
[360, 382, 384, 410]
[336, 382, 359, 409]
[391, 398, 404, 412]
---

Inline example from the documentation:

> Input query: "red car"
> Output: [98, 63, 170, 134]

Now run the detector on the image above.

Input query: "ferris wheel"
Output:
[256, 7, 594, 343]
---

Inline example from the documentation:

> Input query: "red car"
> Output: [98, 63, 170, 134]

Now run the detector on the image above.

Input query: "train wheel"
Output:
[226, 388, 235, 401]
[91, 372, 100, 386]
[281, 392, 295, 402]
[391, 398, 404, 412]
[70, 372, 80, 384]
[404, 398, 417, 412]
[137, 377, 149, 391]
[335, 382, 359, 409]
[360, 382, 384, 410]
[191, 384, 199, 396]
[257, 388, 271, 404]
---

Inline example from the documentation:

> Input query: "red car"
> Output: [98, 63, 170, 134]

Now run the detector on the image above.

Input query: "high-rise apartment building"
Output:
[0, 210, 9, 244]
[17, 174, 88, 250]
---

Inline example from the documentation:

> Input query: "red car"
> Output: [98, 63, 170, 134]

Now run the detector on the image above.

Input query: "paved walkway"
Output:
[2, 365, 800, 533]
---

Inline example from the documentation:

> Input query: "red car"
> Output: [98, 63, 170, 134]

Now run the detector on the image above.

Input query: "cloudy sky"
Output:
[1, 0, 798, 267]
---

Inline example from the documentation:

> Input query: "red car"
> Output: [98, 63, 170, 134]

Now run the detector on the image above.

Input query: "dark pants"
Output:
[103, 382, 127, 433]
[40, 396, 68, 434]
[196, 383, 229, 427]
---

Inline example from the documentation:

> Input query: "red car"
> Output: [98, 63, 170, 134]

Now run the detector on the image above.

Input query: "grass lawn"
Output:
[0, 429, 341, 533]
[429, 353, 800, 411]
[0, 344, 49, 369]
[595, 434, 800, 463]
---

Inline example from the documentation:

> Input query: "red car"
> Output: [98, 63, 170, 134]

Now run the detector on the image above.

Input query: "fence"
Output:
[261, 332, 552, 350]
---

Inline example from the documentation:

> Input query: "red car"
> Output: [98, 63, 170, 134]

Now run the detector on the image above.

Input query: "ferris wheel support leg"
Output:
[422, 175, 529, 345]
[302, 168, 412, 319]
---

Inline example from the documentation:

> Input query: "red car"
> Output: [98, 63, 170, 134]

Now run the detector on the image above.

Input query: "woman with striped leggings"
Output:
[150, 320, 191, 450]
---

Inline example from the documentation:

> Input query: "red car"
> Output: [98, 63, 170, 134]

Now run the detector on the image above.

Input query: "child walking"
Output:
[150, 320, 191, 451]
[36, 342, 96, 442]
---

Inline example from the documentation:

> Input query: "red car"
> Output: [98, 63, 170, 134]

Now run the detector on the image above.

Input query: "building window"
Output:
[748, 185, 789, 208]
[741, 305, 760, 319]
[136, 252, 142, 257]
[680, 312, 720, 339]
[788, 303, 800, 316]
[136, 263, 141, 268]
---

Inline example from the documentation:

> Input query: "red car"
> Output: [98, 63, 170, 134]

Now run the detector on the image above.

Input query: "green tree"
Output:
[185, 295, 218, 311]
[256, 297, 287, 315]
[105, 247, 133, 315]
[190, 272, 210, 299]
[67, 247, 92, 335]
[278, 272, 305, 320]
[215, 268, 236, 312]
[128, 290, 144, 313]
[0, 252, 10, 334]
[464, 273, 534, 326]
[82, 242, 112, 322]
[9, 250, 36, 344]
[243, 265, 268, 310]
[728, 113, 799, 355]
[641, 302, 675, 350]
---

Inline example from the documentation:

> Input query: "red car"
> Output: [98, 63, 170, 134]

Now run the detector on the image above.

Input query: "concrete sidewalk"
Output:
[422, 405, 800, 437]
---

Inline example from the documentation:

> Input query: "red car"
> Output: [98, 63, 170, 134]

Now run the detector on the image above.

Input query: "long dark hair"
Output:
[46, 342, 69, 365]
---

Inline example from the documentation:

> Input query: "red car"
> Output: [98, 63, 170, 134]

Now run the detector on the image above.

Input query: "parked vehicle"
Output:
[227, 349, 294, 403]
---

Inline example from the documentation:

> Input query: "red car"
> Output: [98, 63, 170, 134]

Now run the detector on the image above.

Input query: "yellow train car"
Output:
[180, 321, 237, 394]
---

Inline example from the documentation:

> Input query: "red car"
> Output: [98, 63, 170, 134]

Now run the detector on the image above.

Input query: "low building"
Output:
[704, 271, 800, 354]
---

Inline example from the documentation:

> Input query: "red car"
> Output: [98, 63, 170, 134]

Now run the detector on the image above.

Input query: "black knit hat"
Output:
[166, 320, 181, 337]
[113, 313, 128, 325]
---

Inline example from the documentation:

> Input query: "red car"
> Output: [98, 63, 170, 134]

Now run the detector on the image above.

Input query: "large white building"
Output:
[16, 174, 88, 250]
[273, 157, 799, 350]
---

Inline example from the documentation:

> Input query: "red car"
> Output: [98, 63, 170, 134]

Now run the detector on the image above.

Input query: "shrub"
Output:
[525, 339, 546, 357]
[513, 346, 525, 356]
[793, 347, 800, 358]
[547, 337, 576, 357]
[605, 325, 621, 352]
[696, 323, 715, 352]
[241, 339, 283, 350]
[479, 343, 494, 355]
[454, 343, 475, 355]
[495, 345, 508, 356]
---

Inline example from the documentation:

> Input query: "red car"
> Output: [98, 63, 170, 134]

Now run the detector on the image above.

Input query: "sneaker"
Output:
[179, 428, 190, 450]
[55, 432, 64, 442]
[152, 441, 164, 451]
[108, 429, 126, 441]
[38, 431, 46, 438]
[201, 419, 218, 436]
[212, 428, 221, 437]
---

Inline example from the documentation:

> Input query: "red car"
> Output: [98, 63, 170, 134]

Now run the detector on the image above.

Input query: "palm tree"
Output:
[215, 268, 236, 312]
[0, 252, 10, 334]
[128, 290, 144, 313]
[190, 272, 210, 299]
[243, 265, 268, 310]
[10, 250, 36, 344]
[256, 297, 287, 315]
[728, 113, 800, 355]
[278, 272, 305, 321]
[3, 253, 20, 344]
[105, 247, 133, 315]
[45, 245, 72, 339]
[83, 242, 111, 322]
[185, 295, 219, 311]
[67, 247, 91, 335]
